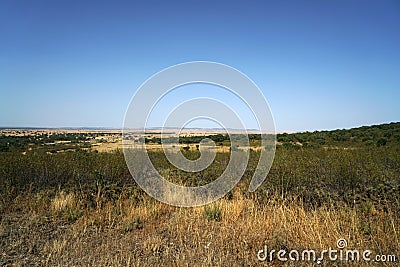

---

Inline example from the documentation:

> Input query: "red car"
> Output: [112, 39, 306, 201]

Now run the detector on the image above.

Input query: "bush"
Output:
[204, 203, 222, 222]
[376, 138, 387, 147]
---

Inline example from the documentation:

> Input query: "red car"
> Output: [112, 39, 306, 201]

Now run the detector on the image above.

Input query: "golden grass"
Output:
[50, 191, 77, 212]
[5, 189, 392, 266]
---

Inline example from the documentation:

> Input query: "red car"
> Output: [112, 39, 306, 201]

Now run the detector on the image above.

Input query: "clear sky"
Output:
[0, 0, 399, 132]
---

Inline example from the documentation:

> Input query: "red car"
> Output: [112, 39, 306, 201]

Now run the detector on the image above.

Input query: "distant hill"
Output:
[143, 122, 400, 148]
[1, 122, 399, 152]
[277, 122, 400, 148]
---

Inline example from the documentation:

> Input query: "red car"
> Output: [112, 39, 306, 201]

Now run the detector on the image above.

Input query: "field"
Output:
[0, 123, 399, 266]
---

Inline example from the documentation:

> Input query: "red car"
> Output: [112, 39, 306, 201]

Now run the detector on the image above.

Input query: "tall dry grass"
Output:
[7, 188, 392, 266]
[1, 145, 398, 266]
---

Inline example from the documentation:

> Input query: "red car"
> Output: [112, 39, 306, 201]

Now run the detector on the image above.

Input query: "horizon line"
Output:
[0, 121, 398, 134]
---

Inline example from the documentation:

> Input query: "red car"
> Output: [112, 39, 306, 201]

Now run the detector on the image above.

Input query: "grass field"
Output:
[0, 123, 399, 266]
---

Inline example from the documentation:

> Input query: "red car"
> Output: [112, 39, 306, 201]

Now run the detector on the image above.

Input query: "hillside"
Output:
[0, 122, 399, 266]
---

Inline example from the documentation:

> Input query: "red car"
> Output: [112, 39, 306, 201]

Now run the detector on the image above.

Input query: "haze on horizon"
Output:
[0, 1, 399, 132]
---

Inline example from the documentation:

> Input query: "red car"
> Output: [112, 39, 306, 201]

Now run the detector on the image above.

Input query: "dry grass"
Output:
[50, 191, 77, 212]
[1, 188, 398, 266]
[1, 141, 399, 266]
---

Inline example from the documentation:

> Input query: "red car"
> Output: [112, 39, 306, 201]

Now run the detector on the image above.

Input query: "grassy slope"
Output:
[0, 123, 399, 266]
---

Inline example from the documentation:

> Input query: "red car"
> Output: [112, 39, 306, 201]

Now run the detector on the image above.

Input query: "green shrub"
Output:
[204, 203, 222, 222]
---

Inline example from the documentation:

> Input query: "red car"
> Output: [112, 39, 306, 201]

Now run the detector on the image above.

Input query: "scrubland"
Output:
[1, 123, 399, 266]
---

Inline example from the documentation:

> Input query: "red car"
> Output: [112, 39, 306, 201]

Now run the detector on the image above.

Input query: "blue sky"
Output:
[0, 0, 399, 132]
